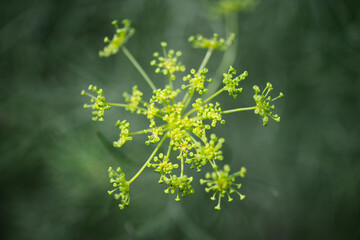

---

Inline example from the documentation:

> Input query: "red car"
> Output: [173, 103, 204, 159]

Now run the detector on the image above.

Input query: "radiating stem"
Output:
[180, 156, 184, 177]
[203, 87, 225, 104]
[105, 102, 128, 108]
[182, 49, 213, 109]
[198, 49, 213, 73]
[129, 129, 151, 136]
[121, 46, 157, 91]
[184, 87, 225, 117]
[182, 89, 194, 113]
[208, 13, 238, 96]
[222, 106, 256, 114]
[128, 136, 167, 184]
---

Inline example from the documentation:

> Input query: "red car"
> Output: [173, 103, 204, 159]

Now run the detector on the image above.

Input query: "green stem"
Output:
[180, 156, 184, 177]
[166, 141, 171, 159]
[168, 75, 173, 90]
[121, 46, 157, 91]
[209, 160, 220, 177]
[84, 92, 96, 99]
[182, 89, 195, 113]
[129, 129, 151, 136]
[198, 49, 213, 73]
[128, 136, 167, 184]
[184, 87, 225, 117]
[203, 87, 225, 104]
[222, 106, 256, 114]
[105, 102, 128, 108]
[208, 13, 238, 96]
[182, 49, 213, 109]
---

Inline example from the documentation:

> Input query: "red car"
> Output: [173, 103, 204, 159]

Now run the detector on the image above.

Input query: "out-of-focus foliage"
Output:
[1, 0, 359, 240]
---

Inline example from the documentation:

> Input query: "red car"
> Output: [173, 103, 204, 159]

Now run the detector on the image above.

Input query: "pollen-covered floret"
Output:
[200, 165, 246, 210]
[253, 82, 284, 126]
[150, 42, 186, 81]
[188, 33, 235, 51]
[99, 19, 135, 57]
[113, 120, 133, 147]
[108, 167, 130, 210]
[223, 66, 247, 99]
[81, 85, 111, 122]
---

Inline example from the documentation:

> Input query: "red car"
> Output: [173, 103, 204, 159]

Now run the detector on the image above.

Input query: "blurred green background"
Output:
[1, 0, 359, 239]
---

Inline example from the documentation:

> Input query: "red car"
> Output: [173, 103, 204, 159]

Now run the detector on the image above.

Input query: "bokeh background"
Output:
[1, 0, 359, 239]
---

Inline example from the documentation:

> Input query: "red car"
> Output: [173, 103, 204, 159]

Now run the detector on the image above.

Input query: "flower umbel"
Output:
[200, 165, 246, 210]
[81, 85, 111, 122]
[253, 82, 284, 126]
[188, 33, 235, 51]
[81, 20, 284, 210]
[99, 19, 135, 57]
[108, 167, 130, 210]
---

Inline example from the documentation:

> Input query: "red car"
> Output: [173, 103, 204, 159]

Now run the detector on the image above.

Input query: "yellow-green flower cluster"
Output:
[81, 85, 111, 122]
[253, 82, 284, 126]
[206, 0, 258, 16]
[123, 85, 144, 113]
[163, 175, 195, 201]
[188, 33, 235, 51]
[81, 20, 284, 211]
[108, 167, 130, 210]
[223, 66, 248, 99]
[186, 134, 224, 172]
[182, 68, 212, 95]
[200, 165, 246, 210]
[99, 19, 135, 57]
[113, 120, 132, 148]
[148, 153, 179, 182]
[150, 42, 186, 81]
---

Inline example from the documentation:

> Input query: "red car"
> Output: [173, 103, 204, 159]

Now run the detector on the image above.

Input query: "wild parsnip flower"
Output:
[123, 85, 144, 114]
[223, 66, 247, 99]
[81, 19, 284, 210]
[253, 82, 284, 126]
[108, 167, 130, 210]
[188, 33, 235, 51]
[113, 120, 132, 148]
[182, 68, 212, 95]
[99, 19, 135, 57]
[163, 175, 195, 201]
[150, 42, 186, 81]
[200, 165, 246, 210]
[206, 0, 258, 16]
[81, 85, 111, 122]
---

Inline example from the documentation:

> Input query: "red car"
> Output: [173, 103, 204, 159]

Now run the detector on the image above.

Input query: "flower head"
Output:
[81, 85, 111, 122]
[113, 120, 133, 148]
[163, 175, 195, 201]
[182, 68, 212, 95]
[200, 165, 246, 210]
[108, 167, 130, 210]
[99, 19, 135, 57]
[223, 66, 248, 99]
[123, 85, 144, 114]
[150, 42, 186, 81]
[253, 82, 284, 126]
[188, 33, 235, 51]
